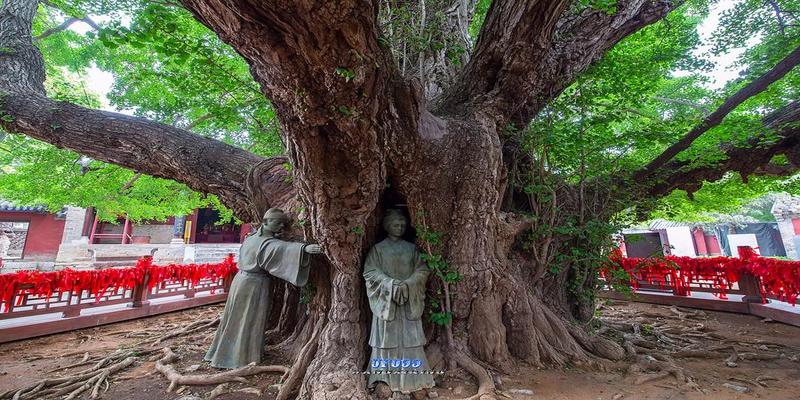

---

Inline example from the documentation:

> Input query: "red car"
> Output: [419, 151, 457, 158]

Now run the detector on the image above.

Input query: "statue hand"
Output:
[392, 281, 408, 305]
[400, 283, 409, 305]
[304, 244, 322, 254]
[394, 282, 409, 305]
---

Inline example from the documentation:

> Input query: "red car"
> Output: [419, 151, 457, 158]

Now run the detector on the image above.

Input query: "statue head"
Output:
[261, 208, 287, 234]
[382, 209, 407, 238]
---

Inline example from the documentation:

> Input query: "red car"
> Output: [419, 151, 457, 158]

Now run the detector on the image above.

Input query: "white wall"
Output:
[775, 219, 798, 260]
[665, 226, 696, 257]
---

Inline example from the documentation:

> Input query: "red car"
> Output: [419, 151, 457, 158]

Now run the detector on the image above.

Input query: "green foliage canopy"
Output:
[0, 1, 282, 222]
[525, 0, 799, 222]
[1, 0, 798, 226]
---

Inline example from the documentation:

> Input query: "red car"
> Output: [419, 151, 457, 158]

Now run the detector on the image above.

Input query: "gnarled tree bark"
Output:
[3, 0, 800, 399]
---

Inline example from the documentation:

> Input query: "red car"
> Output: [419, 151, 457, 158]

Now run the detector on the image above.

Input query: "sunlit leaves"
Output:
[1, 0, 282, 221]
[525, 0, 800, 222]
[527, 7, 710, 180]
[0, 134, 214, 222]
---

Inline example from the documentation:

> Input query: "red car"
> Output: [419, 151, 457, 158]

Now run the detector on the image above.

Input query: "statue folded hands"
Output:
[364, 209, 435, 396]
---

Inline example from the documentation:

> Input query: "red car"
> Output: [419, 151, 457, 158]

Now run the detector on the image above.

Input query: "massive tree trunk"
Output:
[4, 0, 800, 399]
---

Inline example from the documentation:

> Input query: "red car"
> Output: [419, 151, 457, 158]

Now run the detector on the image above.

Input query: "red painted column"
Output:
[81, 207, 95, 237]
[792, 218, 800, 234]
[121, 216, 130, 244]
[706, 234, 722, 255]
[239, 223, 252, 242]
[692, 227, 708, 256]
[89, 213, 99, 244]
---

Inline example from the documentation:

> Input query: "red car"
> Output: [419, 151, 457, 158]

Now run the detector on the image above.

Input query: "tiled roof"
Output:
[648, 219, 693, 230]
[0, 200, 48, 213]
[0, 200, 66, 217]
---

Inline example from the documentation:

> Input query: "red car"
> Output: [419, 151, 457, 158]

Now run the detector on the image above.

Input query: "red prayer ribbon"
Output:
[0, 255, 237, 312]
[603, 247, 800, 305]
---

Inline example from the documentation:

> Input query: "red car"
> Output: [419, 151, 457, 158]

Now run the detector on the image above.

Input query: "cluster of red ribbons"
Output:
[604, 247, 800, 305]
[0, 255, 237, 312]
[135, 256, 237, 290]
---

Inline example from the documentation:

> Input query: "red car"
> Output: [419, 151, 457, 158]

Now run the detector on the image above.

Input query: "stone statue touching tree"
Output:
[5, 0, 800, 397]
[364, 209, 434, 399]
[205, 208, 322, 369]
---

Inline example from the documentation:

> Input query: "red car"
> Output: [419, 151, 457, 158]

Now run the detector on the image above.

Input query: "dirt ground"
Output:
[1, 300, 798, 400]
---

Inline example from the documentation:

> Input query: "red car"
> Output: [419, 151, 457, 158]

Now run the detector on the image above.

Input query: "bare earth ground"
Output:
[0, 300, 798, 400]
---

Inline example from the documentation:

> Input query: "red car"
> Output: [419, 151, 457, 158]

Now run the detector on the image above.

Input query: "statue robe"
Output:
[363, 238, 435, 392]
[205, 232, 310, 369]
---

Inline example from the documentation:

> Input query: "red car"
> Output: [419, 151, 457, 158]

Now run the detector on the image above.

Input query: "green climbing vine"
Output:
[516, 124, 626, 320]
[300, 282, 316, 305]
[415, 210, 461, 347]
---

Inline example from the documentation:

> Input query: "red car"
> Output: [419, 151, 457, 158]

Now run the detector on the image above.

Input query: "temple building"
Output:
[622, 219, 790, 259]
[0, 199, 245, 272]
[770, 196, 800, 260]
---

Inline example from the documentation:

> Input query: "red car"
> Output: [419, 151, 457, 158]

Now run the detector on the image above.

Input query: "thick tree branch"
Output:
[381, 0, 478, 99]
[33, 16, 99, 41]
[437, 0, 571, 119]
[439, 0, 680, 127]
[633, 44, 800, 181]
[179, 0, 415, 130]
[177, 1, 425, 269]
[768, 0, 787, 35]
[0, 92, 295, 220]
[642, 100, 800, 199]
[0, 0, 44, 94]
[34, 17, 78, 41]
[0, 0, 291, 221]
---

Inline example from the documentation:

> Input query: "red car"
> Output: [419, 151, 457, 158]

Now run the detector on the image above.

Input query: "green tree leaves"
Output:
[0, 0, 281, 222]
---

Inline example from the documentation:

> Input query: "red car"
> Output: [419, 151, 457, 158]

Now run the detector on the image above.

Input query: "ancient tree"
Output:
[2, 0, 800, 398]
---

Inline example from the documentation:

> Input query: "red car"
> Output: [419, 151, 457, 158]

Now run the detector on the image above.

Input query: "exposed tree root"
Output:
[1, 356, 136, 400]
[149, 317, 220, 346]
[450, 349, 497, 400]
[1, 345, 163, 400]
[599, 300, 800, 394]
[626, 353, 704, 393]
[207, 383, 230, 399]
[46, 352, 91, 373]
[154, 347, 289, 392]
[668, 305, 706, 320]
[0, 309, 231, 400]
[504, 292, 624, 370]
[276, 315, 323, 400]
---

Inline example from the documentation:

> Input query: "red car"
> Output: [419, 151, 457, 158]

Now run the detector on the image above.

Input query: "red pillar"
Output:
[89, 213, 99, 244]
[692, 227, 708, 256]
[81, 207, 95, 237]
[121, 216, 130, 244]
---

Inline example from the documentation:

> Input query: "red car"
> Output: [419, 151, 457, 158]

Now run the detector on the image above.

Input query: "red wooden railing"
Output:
[0, 255, 237, 343]
[600, 246, 800, 327]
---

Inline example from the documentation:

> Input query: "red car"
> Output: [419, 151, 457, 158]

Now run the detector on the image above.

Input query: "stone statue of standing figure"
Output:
[205, 208, 321, 369]
[364, 209, 435, 399]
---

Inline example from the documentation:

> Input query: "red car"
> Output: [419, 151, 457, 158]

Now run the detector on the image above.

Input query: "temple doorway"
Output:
[193, 208, 241, 243]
